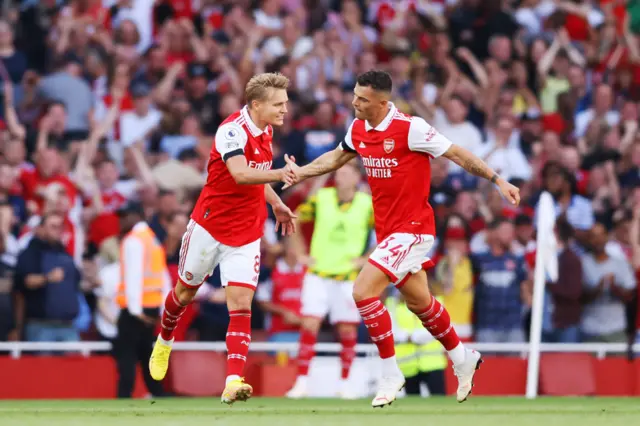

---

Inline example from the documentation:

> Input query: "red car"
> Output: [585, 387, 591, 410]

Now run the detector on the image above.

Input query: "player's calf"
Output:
[287, 317, 321, 399]
[404, 287, 483, 402]
[224, 286, 255, 387]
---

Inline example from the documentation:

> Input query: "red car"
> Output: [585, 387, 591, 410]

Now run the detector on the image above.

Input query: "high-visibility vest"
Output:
[386, 297, 448, 378]
[309, 188, 373, 280]
[116, 225, 166, 309]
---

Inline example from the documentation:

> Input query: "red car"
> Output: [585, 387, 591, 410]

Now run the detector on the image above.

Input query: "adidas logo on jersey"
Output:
[359, 142, 366, 149]
[254, 148, 260, 154]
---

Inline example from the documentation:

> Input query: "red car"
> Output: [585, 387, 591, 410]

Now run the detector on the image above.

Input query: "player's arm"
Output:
[265, 184, 297, 235]
[303, 147, 357, 180]
[226, 156, 286, 185]
[216, 122, 287, 185]
[441, 144, 498, 183]
[284, 147, 356, 188]
[288, 196, 316, 265]
[283, 122, 358, 188]
[264, 184, 282, 206]
[407, 116, 520, 205]
[256, 281, 300, 325]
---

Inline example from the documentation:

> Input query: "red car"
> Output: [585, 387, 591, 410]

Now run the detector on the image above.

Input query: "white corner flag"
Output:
[526, 191, 558, 399]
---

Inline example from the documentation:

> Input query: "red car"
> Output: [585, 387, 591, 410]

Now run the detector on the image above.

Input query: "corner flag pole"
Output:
[525, 191, 557, 399]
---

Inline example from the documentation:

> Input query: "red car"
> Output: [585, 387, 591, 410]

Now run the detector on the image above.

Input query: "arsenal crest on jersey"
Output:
[383, 139, 395, 153]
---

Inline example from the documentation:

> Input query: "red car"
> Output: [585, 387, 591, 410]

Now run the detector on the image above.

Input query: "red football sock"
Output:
[226, 310, 252, 377]
[338, 328, 357, 380]
[356, 297, 395, 359]
[415, 296, 461, 350]
[160, 288, 187, 341]
[296, 329, 317, 377]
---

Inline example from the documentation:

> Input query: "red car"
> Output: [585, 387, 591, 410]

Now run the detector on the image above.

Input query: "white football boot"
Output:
[453, 348, 483, 402]
[371, 372, 405, 408]
[337, 379, 359, 400]
[285, 376, 309, 399]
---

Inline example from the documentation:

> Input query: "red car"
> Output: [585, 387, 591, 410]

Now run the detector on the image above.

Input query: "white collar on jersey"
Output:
[365, 102, 397, 132]
[241, 105, 268, 137]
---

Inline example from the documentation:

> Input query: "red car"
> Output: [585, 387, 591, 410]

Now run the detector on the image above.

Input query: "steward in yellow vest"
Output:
[287, 160, 374, 399]
[113, 201, 167, 399]
[386, 294, 447, 396]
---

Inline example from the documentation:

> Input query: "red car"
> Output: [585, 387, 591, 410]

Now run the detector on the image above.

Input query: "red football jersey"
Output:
[86, 184, 136, 246]
[341, 103, 452, 240]
[267, 260, 304, 335]
[191, 107, 274, 247]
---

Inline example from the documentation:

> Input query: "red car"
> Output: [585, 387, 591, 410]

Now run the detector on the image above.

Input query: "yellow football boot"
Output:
[221, 378, 253, 405]
[148, 337, 173, 381]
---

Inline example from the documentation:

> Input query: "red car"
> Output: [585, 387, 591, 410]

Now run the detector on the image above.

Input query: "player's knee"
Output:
[301, 317, 321, 334]
[225, 287, 254, 311]
[175, 282, 198, 305]
[351, 285, 370, 303]
[336, 323, 358, 340]
[403, 291, 432, 314]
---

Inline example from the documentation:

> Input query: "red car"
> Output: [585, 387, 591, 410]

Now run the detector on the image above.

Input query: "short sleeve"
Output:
[215, 122, 249, 162]
[339, 120, 356, 153]
[408, 116, 452, 158]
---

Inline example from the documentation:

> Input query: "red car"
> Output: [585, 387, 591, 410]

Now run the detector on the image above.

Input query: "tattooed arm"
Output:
[442, 144, 521, 205]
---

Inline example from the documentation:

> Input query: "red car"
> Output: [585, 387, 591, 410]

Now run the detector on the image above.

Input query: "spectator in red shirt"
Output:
[256, 239, 304, 342]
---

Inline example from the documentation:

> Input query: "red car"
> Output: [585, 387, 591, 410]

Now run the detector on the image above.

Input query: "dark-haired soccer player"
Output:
[283, 70, 520, 407]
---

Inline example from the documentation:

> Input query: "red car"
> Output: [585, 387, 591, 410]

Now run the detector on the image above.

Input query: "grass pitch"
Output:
[0, 397, 638, 426]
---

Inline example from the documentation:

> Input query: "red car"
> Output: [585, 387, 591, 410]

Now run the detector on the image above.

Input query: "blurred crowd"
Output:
[0, 0, 639, 348]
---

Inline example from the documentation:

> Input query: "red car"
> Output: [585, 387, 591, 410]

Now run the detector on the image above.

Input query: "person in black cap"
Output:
[111, 201, 168, 398]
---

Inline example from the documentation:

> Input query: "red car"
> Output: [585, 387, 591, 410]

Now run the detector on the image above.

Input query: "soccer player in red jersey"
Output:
[148, 73, 298, 405]
[284, 70, 521, 407]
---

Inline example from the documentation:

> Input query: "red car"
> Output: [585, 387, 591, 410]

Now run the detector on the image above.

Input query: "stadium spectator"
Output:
[0, 201, 16, 341]
[581, 222, 637, 343]
[13, 212, 82, 343]
[542, 217, 583, 343]
[541, 162, 595, 247]
[472, 218, 530, 343]
[93, 247, 119, 343]
[255, 238, 303, 342]
[38, 53, 93, 140]
[287, 159, 372, 399]
[432, 216, 474, 341]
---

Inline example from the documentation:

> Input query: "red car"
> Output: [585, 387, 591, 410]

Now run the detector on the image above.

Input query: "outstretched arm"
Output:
[283, 147, 357, 188]
[442, 144, 520, 205]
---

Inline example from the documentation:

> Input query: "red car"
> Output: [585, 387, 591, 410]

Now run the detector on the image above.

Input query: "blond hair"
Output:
[245, 73, 290, 105]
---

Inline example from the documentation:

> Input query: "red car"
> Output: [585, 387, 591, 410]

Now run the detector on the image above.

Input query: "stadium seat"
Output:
[539, 354, 596, 396]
